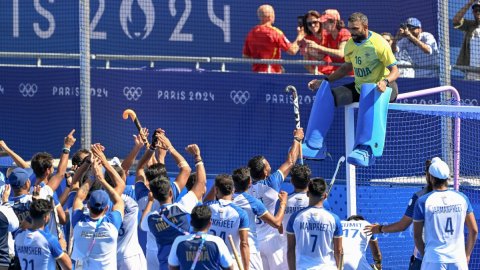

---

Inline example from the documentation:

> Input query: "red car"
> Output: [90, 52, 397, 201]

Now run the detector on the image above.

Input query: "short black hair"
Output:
[308, 177, 327, 198]
[248, 155, 265, 180]
[290, 164, 311, 189]
[232, 167, 251, 192]
[29, 199, 52, 220]
[190, 205, 212, 230]
[104, 165, 125, 188]
[346, 215, 365, 221]
[145, 163, 167, 182]
[186, 172, 197, 191]
[72, 149, 90, 166]
[31, 152, 53, 178]
[215, 174, 234, 196]
[150, 175, 172, 202]
[348, 12, 368, 25]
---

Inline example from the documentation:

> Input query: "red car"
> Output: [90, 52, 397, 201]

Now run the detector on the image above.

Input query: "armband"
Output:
[62, 147, 70, 154]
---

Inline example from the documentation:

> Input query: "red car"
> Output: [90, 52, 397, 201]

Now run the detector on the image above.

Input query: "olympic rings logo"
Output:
[123, 87, 142, 101]
[230, 90, 250, 105]
[18, 83, 38, 97]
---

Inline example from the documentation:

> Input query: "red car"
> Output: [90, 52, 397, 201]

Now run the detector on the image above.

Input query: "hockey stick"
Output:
[228, 235, 244, 270]
[122, 109, 148, 145]
[327, 156, 345, 194]
[338, 252, 344, 270]
[285, 85, 303, 165]
[49, 196, 63, 239]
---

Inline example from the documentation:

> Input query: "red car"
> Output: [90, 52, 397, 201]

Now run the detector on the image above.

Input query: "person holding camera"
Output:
[393, 18, 439, 78]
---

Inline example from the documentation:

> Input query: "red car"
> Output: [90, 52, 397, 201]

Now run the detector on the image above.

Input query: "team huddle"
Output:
[0, 127, 390, 270]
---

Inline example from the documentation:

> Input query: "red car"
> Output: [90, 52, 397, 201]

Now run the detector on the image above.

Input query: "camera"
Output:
[400, 23, 407, 29]
[297, 16, 305, 27]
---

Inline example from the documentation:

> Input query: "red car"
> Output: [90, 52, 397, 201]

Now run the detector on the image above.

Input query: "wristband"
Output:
[177, 161, 189, 169]
[62, 147, 70, 154]
[294, 137, 302, 143]
[195, 159, 203, 164]
[383, 78, 390, 86]
[379, 225, 384, 233]
[195, 162, 204, 167]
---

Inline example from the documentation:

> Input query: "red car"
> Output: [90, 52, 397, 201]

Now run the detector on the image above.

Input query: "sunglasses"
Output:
[307, 21, 320, 27]
[473, 8, 480, 12]
[325, 19, 335, 24]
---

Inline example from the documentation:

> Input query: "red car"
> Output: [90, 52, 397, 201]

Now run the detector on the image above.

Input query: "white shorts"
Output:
[146, 249, 159, 270]
[118, 253, 147, 270]
[259, 234, 288, 270]
[421, 261, 468, 270]
[250, 252, 264, 270]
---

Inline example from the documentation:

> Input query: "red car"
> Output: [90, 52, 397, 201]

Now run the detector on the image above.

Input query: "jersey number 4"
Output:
[445, 217, 454, 235]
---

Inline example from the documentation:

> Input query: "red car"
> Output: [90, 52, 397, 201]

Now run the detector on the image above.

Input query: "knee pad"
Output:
[354, 83, 392, 157]
[302, 80, 335, 159]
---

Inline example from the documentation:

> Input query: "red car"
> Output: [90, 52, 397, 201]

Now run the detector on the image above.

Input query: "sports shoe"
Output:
[347, 145, 376, 166]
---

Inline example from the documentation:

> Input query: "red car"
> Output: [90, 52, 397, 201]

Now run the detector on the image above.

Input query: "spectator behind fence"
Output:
[304, 9, 351, 75]
[393, 18, 439, 78]
[243, 4, 305, 73]
[301, 10, 328, 74]
[381, 32, 395, 52]
[453, 0, 480, 80]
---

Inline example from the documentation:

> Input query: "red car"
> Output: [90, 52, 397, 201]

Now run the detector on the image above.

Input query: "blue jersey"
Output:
[248, 170, 284, 240]
[405, 187, 429, 259]
[15, 229, 64, 270]
[168, 233, 233, 270]
[0, 205, 19, 267]
[71, 209, 123, 269]
[413, 189, 474, 263]
[232, 192, 268, 254]
[286, 206, 342, 269]
[140, 191, 198, 269]
[341, 220, 377, 270]
[205, 199, 250, 255]
[11, 194, 33, 226]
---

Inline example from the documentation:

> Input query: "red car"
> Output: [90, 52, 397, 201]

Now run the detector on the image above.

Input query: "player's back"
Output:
[205, 199, 249, 254]
[341, 220, 375, 270]
[232, 192, 267, 254]
[117, 194, 143, 258]
[248, 170, 283, 240]
[415, 189, 472, 263]
[286, 206, 342, 269]
[15, 229, 63, 270]
[283, 191, 309, 226]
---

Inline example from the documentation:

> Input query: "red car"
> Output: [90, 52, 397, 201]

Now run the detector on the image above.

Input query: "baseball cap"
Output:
[88, 190, 110, 212]
[319, 9, 340, 23]
[428, 157, 450, 180]
[406, 18, 422, 28]
[108, 157, 121, 167]
[8, 168, 32, 188]
[473, 0, 480, 8]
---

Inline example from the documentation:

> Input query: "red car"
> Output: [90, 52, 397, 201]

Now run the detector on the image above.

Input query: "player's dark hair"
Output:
[150, 176, 172, 202]
[89, 205, 104, 215]
[104, 165, 125, 188]
[145, 163, 167, 182]
[31, 152, 53, 178]
[290, 164, 311, 189]
[29, 199, 52, 220]
[191, 205, 212, 230]
[347, 215, 365, 221]
[425, 159, 434, 192]
[232, 167, 251, 192]
[308, 177, 327, 198]
[248, 155, 265, 180]
[348, 12, 368, 26]
[72, 149, 90, 166]
[304, 10, 322, 36]
[215, 174, 234, 196]
[186, 172, 197, 191]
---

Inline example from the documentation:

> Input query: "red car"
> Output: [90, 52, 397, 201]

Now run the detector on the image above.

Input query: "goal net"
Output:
[345, 91, 480, 270]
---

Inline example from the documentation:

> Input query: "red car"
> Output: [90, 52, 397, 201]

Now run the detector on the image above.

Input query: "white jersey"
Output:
[15, 229, 65, 270]
[248, 170, 284, 240]
[117, 194, 144, 260]
[71, 209, 123, 269]
[232, 192, 268, 254]
[205, 199, 250, 255]
[341, 220, 377, 270]
[413, 189, 473, 263]
[286, 206, 342, 269]
[282, 191, 309, 228]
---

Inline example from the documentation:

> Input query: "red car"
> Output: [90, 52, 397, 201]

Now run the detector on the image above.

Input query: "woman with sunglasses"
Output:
[304, 9, 352, 75]
[301, 10, 330, 74]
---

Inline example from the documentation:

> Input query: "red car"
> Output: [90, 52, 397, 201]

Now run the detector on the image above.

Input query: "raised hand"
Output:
[91, 143, 108, 164]
[185, 144, 201, 157]
[64, 129, 76, 148]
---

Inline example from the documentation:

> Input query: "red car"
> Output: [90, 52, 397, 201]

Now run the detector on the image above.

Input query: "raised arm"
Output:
[185, 144, 206, 200]
[157, 131, 192, 191]
[365, 215, 413, 234]
[453, 0, 476, 25]
[278, 129, 304, 177]
[91, 143, 126, 195]
[259, 191, 287, 228]
[92, 158, 125, 216]
[72, 170, 94, 212]
[48, 130, 76, 192]
[286, 27, 306, 55]
[122, 128, 148, 173]
[0, 140, 29, 168]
